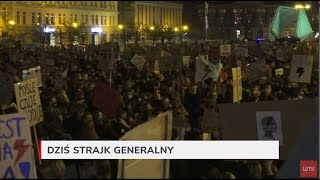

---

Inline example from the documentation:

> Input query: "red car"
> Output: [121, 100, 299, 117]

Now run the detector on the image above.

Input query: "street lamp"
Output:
[295, 4, 311, 9]
[8, 20, 15, 25]
[118, 24, 123, 30]
[150, 26, 155, 31]
[72, 22, 78, 28]
[174, 27, 179, 32]
[182, 25, 188, 31]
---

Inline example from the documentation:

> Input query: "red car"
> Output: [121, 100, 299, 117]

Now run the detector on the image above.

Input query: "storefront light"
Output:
[44, 27, 56, 33]
[91, 27, 102, 33]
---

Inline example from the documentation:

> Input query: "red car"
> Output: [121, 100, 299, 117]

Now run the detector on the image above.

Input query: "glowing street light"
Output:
[182, 25, 188, 31]
[295, 4, 311, 9]
[72, 22, 78, 28]
[150, 26, 155, 31]
[174, 27, 179, 32]
[8, 20, 15, 25]
[118, 24, 123, 30]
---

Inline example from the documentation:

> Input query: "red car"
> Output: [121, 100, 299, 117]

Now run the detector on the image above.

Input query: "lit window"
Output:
[236, 30, 240, 39]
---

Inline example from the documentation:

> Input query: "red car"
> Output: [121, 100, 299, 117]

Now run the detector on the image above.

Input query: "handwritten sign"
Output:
[14, 78, 43, 126]
[182, 56, 190, 66]
[220, 44, 231, 57]
[22, 66, 43, 87]
[232, 67, 242, 103]
[234, 44, 248, 57]
[195, 56, 221, 83]
[0, 113, 37, 179]
[0, 72, 14, 105]
[246, 61, 268, 82]
[275, 68, 284, 76]
[131, 54, 146, 70]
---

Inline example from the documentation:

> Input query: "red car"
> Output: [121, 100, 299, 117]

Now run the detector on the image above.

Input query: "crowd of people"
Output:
[0, 37, 318, 179]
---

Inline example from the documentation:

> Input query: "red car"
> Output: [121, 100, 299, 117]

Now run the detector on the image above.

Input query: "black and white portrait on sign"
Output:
[256, 111, 283, 145]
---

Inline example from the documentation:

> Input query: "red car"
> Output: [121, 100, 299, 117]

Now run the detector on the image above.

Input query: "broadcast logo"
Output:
[300, 160, 318, 178]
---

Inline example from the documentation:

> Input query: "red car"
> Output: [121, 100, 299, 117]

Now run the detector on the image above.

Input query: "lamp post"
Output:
[294, 4, 311, 9]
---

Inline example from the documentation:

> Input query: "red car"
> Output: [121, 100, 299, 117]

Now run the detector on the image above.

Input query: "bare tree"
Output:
[62, 20, 86, 45]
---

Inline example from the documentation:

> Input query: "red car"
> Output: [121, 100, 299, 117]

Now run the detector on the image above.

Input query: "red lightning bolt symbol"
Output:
[14, 139, 30, 165]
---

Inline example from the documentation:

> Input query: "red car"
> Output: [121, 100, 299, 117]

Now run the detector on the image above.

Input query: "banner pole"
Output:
[110, 72, 112, 87]
[32, 126, 41, 165]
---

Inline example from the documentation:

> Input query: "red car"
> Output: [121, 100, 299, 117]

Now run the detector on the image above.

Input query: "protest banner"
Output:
[195, 56, 221, 83]
[182, 56, 190, 66]
[158, 55, 182, 72]
[245, 61, 268, 82]
[0, 72, 14, 105]
[131, 54, 146, 70]
[118, 111, 172, 179]
[219, 98, 318, 160]
[201, 110, 221, 134]
[232, 67, 242, 103]
[0, 113, 37, 179]
[234, 44, 248, 57]
[92, 81, 121, 118]
[14, 78, 43, 126]
[289, 55, 313, 83]
[220, 44, 231, 57]
[22, 66, 43, 87]
[275, 68, 284, 76]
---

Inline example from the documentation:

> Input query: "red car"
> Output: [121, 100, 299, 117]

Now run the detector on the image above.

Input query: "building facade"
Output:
[119, 1, 183, 29]
[192, 1, 318, 40]
[0, 1, 119, 45]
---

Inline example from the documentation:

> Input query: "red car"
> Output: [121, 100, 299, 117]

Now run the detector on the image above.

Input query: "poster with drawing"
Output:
[256, 111, 283, 145]
[131, 54, 146, 70]
[289, 55, 313, 83]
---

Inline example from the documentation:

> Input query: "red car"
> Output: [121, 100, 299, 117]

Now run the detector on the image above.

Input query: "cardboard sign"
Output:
[219, 98, 318, 160]
[246, 61, 268, 82]
[289, 55, 313, 83]
[14, 78, 43, 126]
[234, 44, 248, 57]
[220, 44, 231, 57]
[275, 68, 284, 76]
[0, 72, 14, 105]
[0, 113, 37, 179]
[195, 56, 221, 83]
[201, 110, 221, 133]
[232, 67, 242, 103]
[22, 66, 43, 87]
[131, 54, 146, 70]
[182, 56, 190, 66]
[118, 111, 172, 179]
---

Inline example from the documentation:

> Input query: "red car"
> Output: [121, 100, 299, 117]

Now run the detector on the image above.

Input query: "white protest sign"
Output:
[256, 111, 283, 145]
[289, 55, 313, 83]
[0, 113, 37, 179]
[246, 61, 268, 82]
[234, 44, 248, 57]
[195, 56, 221, 83]
[14, 78, 43, 126]
[183, 56, 190, 66]
[131, 54, 146, 70]
[22, 66, 43, 87]
[220, 44, 231, 57]
[232, 67, 242, 103]
[145, 40, 153, 47]
[0, 72, 14, 105]
[275, 68, 284, 76]
[118, 111, 172, 179]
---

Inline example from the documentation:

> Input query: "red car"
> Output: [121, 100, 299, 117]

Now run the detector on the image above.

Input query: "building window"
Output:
[112, 1, 115, 9]
[81, 15, 84, 23]
[70, 14, 73, 22]
[112, 16, 115, 25]
[80, 1, 83, 6]
[85, 15, 88, 23]
[23, 12, 26, 24]
[90, 1, 93, 7]
[104, 16, 107, 25]
[236, 30, 240, 39]
[67, 1, 71, 6]
[91, 15, 94, 25]
[61, 1, 65, 6]
[101, 16, 103, 25]
[63, 14, 66, 24]
[100, 1, 103, 8]
[37, 13, 41, 24]
[95, 15, 98, 25]
[32, 12, 36, 24]
[75, 14, 78, 22]
[50, 13, 54, 25]
[109, 16, 111, 26]
[94, 1, 98, 7]
[16, 11, 20, 25]
[73, 1, 77, 6]
[58, 14, 62, 24]
[84, 1, 87, 6]
[45, 13, 50, 24]
[2, 8, 6, 22]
